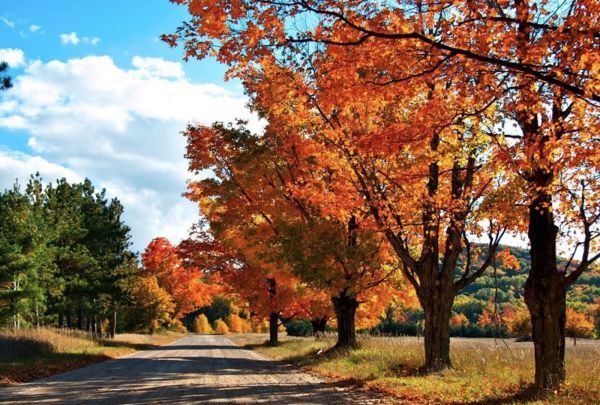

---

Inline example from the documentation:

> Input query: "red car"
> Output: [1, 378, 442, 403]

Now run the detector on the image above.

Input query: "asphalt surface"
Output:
[0, 334, 388, 404]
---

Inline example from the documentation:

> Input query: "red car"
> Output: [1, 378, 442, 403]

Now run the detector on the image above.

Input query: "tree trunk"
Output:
[58, 313, 64, 328]
[421, 291, 454, 371]
[311, 317, 327, 335]
[110, 307, 117, 339]
[91, 314, 98, 336]
[332, 292, 358, 348]
[77, 302, 84, 330]
[268, 312, 278, 346]
[524, 188, 566, 392]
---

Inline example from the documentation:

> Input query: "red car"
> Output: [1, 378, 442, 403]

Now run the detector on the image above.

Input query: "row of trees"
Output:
[0, 176, 131, 336]
[0, 176, 215, 335]
[126, 237, 215, 333]
[166, 0, 599, 392]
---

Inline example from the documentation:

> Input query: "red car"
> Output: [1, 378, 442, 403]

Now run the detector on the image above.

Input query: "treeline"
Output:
[166, 0, 599, 393]
[0, 177, 219, 336]
[0, 176, 131, 336]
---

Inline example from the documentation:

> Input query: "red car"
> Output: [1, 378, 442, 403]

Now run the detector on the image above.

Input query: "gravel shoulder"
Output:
[0, 334, 387, 404]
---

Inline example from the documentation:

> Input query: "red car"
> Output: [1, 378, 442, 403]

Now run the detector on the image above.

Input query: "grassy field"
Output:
[228, 334, 600, 405]
[0, 328, 183, 385]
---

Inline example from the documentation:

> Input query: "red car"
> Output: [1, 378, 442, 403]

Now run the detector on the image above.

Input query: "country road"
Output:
[0, 334, 388, 404]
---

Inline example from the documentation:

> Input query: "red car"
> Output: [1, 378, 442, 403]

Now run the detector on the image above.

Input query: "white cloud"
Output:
[0, 150, 81, 187]
[0, 50, 260, 252]
[132, 56, 184, 79]
[29, 24, 42, 33]
[83, 36, 100, 45]
[0, 48, 25, 67]
[60, 32, 100, 46]
[0, 17, 15, 29]
[0, 114, 27, 129]
[60, 32, 80, 45]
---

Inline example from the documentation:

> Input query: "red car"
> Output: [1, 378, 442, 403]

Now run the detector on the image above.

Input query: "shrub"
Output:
[213, 318, 229, 334]
[226, 314, 247, 333]
[371, 319, 420, 336]
[193, 314, 213, 334]
[285, 319, 314, 337]
[168, 319, 188, 333]
[252, 319, 269, 333]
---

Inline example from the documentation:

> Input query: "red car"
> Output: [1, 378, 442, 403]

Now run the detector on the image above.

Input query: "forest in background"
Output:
[2, 172, 596, 342]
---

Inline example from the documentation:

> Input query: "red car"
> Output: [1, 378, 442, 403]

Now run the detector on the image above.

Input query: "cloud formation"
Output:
[60, 32, 100, 46]
[0, 48, 25, 68]
[0, 51, 259, 251]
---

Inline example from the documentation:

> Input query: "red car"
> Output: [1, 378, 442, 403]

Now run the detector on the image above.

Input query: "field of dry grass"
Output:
[0, 328, 183, 385]
[228, 334, 600, 405]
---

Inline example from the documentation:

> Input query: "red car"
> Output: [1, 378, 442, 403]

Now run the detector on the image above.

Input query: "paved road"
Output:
[0, 335, 387, 404]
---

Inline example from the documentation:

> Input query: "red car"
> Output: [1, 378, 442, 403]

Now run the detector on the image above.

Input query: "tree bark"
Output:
[110, 307, 117, 339]
[268, 312, 278, 346]
[524, 188, 566, 392]
[420, 284, 454, 371]
[332, 292, 358, 348]
[311, 317, 327, 335]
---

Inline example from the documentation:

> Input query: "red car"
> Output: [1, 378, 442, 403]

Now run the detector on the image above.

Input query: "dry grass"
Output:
[229, 334, 600, 405]
[0, 327, 183, 385]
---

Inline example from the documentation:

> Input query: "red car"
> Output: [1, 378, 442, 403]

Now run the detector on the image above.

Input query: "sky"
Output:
[0, 0, 260, 253]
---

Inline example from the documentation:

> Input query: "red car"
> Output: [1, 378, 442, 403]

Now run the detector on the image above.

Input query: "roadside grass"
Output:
[0, 327, 183, 385]
[229, 334, 600, 405]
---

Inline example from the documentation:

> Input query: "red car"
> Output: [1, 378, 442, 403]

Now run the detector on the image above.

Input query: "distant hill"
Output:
[453, 244, 600, 324]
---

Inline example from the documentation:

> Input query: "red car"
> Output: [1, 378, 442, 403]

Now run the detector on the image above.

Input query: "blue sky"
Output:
[0, 1, 258, 252]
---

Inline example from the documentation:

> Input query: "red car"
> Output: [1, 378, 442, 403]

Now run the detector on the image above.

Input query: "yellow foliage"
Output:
[169, 318, 188, 333]
[193, 314, 213, 334]
[129, 275, 174, 334]
[214, 318, 230, 334]
[566, 308, 595, 339]
[226, 314, 246, 333]
[252, 319, 270, 333]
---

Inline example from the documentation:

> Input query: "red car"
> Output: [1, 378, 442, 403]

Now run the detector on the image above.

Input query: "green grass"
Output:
[229, 334, 600, 405]
[0, 327, 182, 384]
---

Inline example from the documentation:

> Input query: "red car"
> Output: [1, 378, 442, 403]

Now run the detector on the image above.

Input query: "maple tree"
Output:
[182, 122, 402, 347]
[141, 237, 212, 319]
[167, 0, 599, 389]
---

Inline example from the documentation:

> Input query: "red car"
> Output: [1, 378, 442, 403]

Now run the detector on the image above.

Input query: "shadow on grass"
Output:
[454, 386, 557, 405]
[0, 352, 113, 385]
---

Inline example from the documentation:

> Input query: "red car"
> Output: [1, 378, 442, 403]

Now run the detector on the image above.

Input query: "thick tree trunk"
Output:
[332, 292, 358, 348]
[421, 291, 454, 371]
[311, 317, 327, 335]
[268, 312, 278, 346]
[524, 189, 566, 392]
[58, 313, 64, 328]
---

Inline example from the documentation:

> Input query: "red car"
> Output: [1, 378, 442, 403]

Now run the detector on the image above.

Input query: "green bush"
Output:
[285, 319, 314, 336]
